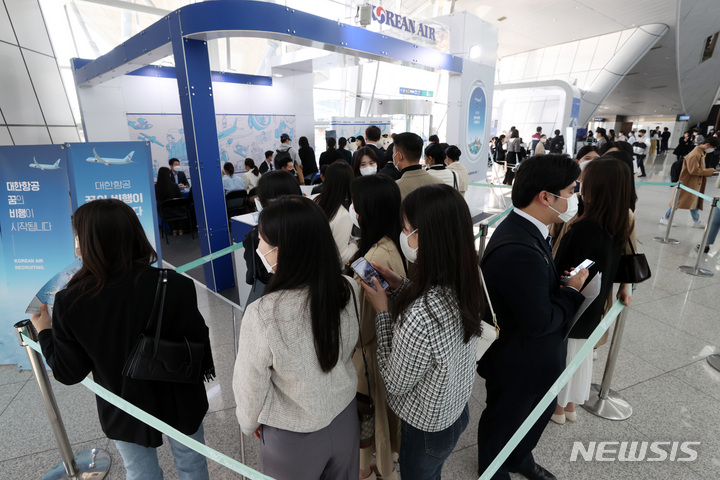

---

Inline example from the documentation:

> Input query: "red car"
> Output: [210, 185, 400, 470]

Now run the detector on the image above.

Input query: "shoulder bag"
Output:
[614, 240, 651, 284]
[477, 268, 499, 360]
[122, 269, 205, 384]
[351, 287, 375, 449]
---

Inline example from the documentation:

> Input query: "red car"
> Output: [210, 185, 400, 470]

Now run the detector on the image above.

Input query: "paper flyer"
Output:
[564, 272, 602, 338]
[25, 258, 82, 315]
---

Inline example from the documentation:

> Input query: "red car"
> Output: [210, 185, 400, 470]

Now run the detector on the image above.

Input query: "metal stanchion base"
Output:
[708, 354, 720, 372]
[582, 384, 633, 420]
[678, 265, 714, 277]
[42, 449, 111, 480]
[653, 236, 679, 244]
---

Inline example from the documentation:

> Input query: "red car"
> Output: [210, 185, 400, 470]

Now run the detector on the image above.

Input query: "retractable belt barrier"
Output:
[469, 181, 677, 189]
[14, 209, 640, 480]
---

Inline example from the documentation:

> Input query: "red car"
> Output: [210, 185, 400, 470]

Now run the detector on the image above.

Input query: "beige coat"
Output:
[352, 236, 405, 477]
[534, 141, 546, 155]
[396, 167, 444, 200]
[674, 146, 714, 210]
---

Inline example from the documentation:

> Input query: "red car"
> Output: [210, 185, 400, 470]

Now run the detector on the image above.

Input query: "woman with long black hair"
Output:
[362, 184, 483, 480]
[315, 161, 358, 263]
[349, 175, 404, 480]
[233, 196, 360, 479]
[31, 199, 214, 480]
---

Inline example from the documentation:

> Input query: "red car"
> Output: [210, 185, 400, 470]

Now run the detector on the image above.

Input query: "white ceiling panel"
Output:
[8, 125, 51, 145]
[0, 1, 15, 45]
[0, 42, 44, 124]
[0, 126, 13, 145]
[5, 0, 53, 56]
[23, 49, 74, 125]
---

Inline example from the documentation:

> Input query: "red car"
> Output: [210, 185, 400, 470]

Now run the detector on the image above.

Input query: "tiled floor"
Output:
[2, 153, 720, 479]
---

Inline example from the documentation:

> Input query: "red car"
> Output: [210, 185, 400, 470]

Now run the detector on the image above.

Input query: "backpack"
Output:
[275, 148, 292, 169]
[670, 158, 683, 183]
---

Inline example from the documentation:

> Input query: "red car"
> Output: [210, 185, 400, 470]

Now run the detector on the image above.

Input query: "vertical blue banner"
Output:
[466, 85, 486, 162]
[65, 141, 162, 264]
[0, 145, 75, 368]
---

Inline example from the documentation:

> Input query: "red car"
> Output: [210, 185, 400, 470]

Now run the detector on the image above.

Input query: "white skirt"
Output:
[556, 338, 593, 408]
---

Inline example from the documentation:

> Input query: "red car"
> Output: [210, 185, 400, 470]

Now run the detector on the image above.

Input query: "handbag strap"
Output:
[150, 269, 169, 359]
[479, 268, 499, 338]
[627, 239, 637, 255]
[350, 286, 373, 405]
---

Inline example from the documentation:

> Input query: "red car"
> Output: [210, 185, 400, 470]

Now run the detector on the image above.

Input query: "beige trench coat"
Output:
[674, 146, 714, 210]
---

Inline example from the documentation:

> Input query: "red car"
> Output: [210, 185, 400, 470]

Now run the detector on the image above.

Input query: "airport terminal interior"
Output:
[2, 0, 720, 479]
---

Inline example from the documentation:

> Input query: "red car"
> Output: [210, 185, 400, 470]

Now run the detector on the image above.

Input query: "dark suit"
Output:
[171, 169, 188, 186]
[258, 160, 273, 174]
[477, 211, 584, 479]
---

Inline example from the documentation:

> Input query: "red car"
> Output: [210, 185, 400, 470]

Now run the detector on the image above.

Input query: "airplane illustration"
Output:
[127, 118, 153, 130]
[29, 157, 61, 170]
[138, 133, 164, 147]
[86, 149, 134, 165]
[218, 118, 238, 140]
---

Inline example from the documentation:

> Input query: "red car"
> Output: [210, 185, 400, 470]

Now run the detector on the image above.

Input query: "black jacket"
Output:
[171, 170, 188, 186]
[479, 212, 584, 390]
[259, 160, 273, 174]
[377, 162, 401, 180]
[554, 219, 621, 339]
[366, 143, 386, 169]
[38, 267, 213, 448]
[319, 149, 344, 168]
[298, 146, 318, 176]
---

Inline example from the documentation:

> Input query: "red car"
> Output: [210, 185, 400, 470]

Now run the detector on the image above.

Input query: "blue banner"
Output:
[0, 145, 75, 368]
[65, 141, 162, 263]
[466, 85, 486, 161]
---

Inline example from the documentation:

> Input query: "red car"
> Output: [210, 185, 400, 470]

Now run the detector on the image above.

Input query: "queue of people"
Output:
[30, 126, 649, 480]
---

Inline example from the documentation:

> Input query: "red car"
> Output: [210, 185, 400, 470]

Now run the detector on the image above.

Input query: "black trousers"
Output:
[477, 376, 556, 479]
[635, 154, 646, 176]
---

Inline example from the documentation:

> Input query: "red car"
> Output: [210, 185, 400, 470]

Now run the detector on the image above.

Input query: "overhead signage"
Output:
[399, 87, 434, 97]
[371, 5, 437, 42]
[678, 115, 690, 121]
[593, 117, 605, 122]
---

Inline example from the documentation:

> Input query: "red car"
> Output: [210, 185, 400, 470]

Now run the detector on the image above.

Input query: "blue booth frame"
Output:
[72, 0, 464, 291]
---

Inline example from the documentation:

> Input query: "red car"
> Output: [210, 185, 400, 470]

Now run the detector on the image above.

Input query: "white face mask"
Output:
[360, 165, 377, 176]
[579, 160, 592, 171]
[256, 246, 277, 274]
[706, 148, 716, 153]
[548, 192, 579, 222]
[392, 151, 400, 170]
[400, 229, 418, 263]
[171, 165, 178, 172]
[254, 197, 263, 212]
[348, 203, 360, 229]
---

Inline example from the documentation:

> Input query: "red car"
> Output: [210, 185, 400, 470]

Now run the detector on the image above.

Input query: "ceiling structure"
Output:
[51, 0, 720, 121]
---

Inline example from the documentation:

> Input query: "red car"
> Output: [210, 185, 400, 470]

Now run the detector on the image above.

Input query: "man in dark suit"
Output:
[477, 155, 587, 480]
[258, 150, 274, 174]
[168, 158, 188, 188]
[365, 125, 386, 169]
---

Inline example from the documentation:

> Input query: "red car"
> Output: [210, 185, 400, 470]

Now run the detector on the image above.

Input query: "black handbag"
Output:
[122, 269, 205, 384]
[615, 241, 651, 284]
[351, 288, 375, 449]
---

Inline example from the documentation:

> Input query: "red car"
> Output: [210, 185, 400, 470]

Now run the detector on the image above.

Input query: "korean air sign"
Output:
[371, 5, 437, 42]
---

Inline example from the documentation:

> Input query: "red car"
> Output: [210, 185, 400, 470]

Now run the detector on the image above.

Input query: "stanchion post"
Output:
[478, 222, 489, 259]
[678, 197, 717, 277]
[708, 354, 720, 372]
[583, 308, 633, 420]
[14, 319, 111, 479]
[229, 306, 247, 480]
[654, 182, 681, 244]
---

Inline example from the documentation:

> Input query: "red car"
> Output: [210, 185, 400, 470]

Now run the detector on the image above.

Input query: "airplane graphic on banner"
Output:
[29, 157, 61, 170]
[86, 149, 135, 165]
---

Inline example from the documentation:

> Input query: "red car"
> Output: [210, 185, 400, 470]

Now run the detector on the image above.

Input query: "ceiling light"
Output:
[469, 45, 482, 59]
[272, 73, 283, 78]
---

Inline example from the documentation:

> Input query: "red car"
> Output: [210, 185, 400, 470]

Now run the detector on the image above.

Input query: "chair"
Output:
[226, 189, 250, 219]
[158, 198, 195, 244]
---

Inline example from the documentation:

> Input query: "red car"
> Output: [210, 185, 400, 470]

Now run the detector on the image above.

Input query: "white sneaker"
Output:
[692, 220, 706, 229]
[659, 216, 669, 226]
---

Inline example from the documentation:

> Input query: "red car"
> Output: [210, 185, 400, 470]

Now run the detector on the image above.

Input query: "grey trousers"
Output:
[260, 399, 359, 480]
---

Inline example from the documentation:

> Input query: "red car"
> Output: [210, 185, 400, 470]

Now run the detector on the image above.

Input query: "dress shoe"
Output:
[512, 463, 557, 480]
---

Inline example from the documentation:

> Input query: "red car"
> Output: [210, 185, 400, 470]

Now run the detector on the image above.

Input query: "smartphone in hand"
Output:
[561, 258, 594, 284]
[350, 257, 390, 291]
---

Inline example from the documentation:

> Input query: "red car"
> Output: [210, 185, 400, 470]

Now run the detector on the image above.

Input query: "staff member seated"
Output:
[222, 162, 246, 194]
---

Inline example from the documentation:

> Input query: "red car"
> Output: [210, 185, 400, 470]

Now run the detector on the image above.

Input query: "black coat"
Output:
[366, 143, 386, 169]
[318, 149, 344, 168]
[171, 170, 188, 186]
[298, 146, 318, 175]
[479, 212, 584, 391]
[38, 267, 213, 448]
[554, 219, 621, 339]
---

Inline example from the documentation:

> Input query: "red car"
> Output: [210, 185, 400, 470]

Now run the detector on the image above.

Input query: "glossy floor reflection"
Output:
[2, 153, 720, 479]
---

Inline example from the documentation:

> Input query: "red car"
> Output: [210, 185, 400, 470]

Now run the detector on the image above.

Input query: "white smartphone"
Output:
[563, 258, 594, 282]
[350, 257, 390, 291]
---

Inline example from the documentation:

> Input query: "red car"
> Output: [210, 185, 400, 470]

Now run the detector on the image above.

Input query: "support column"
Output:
[170, 13, 234, 292]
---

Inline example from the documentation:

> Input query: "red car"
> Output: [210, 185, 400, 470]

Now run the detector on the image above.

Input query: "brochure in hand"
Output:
[25, 258, 82, 315]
